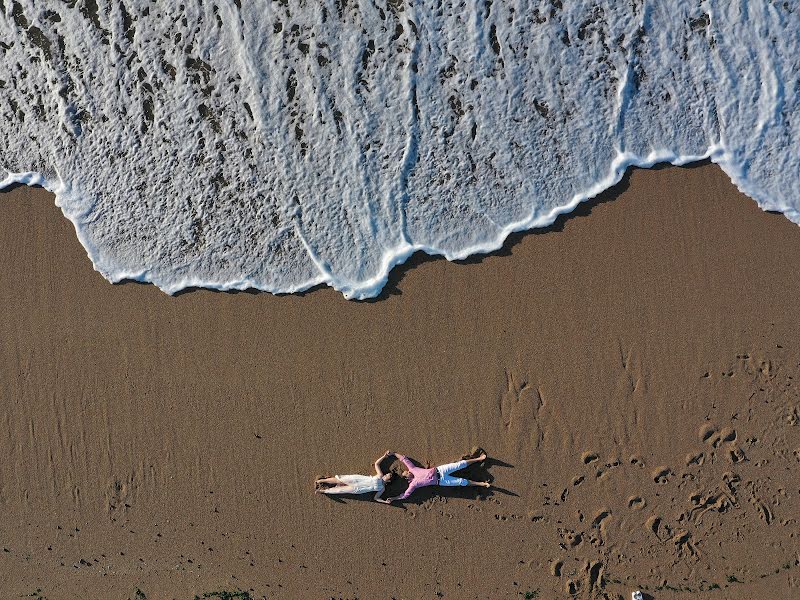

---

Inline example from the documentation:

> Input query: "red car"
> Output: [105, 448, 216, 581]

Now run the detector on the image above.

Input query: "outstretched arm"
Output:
[395, 454, 414, 470]
[374, 450, 392, 476]
[389, 484, 414, 503]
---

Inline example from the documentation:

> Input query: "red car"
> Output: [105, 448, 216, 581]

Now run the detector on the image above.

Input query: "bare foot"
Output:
[482, 482, 492, 488]
[478, 453, 488, 462]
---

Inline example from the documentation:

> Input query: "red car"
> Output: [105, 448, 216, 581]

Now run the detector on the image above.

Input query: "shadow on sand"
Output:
[0, 181, 43, 194]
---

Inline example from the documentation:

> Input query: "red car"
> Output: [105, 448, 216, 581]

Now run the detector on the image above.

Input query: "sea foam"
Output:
[1, 1, 798, 298]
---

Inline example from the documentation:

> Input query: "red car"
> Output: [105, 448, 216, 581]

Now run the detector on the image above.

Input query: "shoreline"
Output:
[1, 151, 789, 301]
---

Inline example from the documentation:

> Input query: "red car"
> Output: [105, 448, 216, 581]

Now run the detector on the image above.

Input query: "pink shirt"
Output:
[396, 455, 439, 500]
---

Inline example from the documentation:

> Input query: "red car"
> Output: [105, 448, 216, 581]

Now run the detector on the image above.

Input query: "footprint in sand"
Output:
[564, 579, 580, 595]
[592, 509, 611, 525]
[727, 445, 746, 464]
[685, 451, 705, 466]
[645, 515, 660, 535]
[672, 529, 698, 559]
[581, 451, 599, 465]
[591, 508, 612, 541]
[563, 560, 605, 596]
[753, 499, 774, 524]
[528, 512, 545, 523]
[645, 515, 669, 540]
[628, 496, 646, 510]
[561, 529, 583, 548]
[550, 559, 563, 577]
[105, 477, 134, 522]
[652, 467, 673, 484]
[595, 458, 621, 480]
[699, 423, 721, 447]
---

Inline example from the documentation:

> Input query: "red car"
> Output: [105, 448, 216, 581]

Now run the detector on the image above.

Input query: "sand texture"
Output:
[1, 164, 799, 599]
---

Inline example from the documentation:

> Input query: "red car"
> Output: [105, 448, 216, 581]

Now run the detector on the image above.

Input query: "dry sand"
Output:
[1, 163, 799, 599]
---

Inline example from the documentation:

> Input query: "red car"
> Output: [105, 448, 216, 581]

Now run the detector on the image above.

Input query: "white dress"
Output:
[330, 474, 384, 494]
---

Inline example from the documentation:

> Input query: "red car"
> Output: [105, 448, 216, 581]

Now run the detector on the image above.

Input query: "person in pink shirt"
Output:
[384, 451, 490, 503]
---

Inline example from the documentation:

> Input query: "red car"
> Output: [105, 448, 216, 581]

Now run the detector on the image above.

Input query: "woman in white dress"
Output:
[315, 451, 393, 503]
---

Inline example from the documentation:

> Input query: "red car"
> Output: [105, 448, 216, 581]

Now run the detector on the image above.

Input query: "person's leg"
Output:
[436, 456, 490, 488]
[315, 477, 343, 485]
[320, 484, 355, 495]
[437, 473, 490, 488]
[463, 478, 491, 488]
[436, 460, 469, 478]
[437, 472, 470, 486]
[436, 452, 487, 478]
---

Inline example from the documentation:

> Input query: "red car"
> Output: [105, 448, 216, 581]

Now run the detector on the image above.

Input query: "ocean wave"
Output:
[1, 1, 798, 298]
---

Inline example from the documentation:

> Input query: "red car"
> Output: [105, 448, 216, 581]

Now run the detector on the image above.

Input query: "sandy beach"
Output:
[1, 163, 798, 599]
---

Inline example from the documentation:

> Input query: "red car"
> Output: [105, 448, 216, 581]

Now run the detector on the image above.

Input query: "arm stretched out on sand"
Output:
[372, 451, 394, 503]
[374, 450, 392, 477]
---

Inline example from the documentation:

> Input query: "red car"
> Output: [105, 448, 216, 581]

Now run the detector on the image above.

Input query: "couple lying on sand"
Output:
[315, 450, 490, 504]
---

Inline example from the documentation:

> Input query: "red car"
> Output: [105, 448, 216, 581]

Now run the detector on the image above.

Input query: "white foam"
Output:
[1, 1, 798, 299]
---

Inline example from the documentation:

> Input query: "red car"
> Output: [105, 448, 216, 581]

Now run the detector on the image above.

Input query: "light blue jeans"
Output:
[436, 460, 470, 486]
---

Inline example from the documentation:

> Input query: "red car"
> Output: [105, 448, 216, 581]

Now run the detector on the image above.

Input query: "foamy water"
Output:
[1, 1, 798, 298]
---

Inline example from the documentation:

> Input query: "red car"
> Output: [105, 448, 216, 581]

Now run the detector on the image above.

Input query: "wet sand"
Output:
[1, 163, 798, 599]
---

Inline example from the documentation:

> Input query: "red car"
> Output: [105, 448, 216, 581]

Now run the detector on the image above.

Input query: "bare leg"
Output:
[319, 485, 356, 495]
[315, 476, 346, 494]
[315, 476, 344, 485]
[465, 479, 491, 488]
